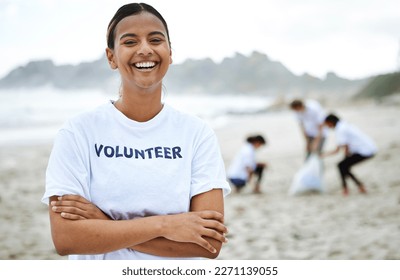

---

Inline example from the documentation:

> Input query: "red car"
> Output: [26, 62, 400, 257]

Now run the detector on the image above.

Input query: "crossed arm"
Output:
[49, 189, 227, 258]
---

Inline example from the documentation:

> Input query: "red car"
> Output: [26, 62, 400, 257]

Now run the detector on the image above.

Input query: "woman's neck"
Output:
[114, 87, 163, 122]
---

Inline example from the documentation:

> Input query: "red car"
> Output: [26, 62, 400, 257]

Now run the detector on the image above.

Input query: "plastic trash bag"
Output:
[289, 153, 324, 195]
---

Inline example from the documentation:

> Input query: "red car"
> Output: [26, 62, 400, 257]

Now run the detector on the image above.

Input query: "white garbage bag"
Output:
[289, 153, 324, 195]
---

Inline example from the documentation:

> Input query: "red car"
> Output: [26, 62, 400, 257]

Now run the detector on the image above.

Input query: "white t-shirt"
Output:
[42, 102, 230, 260]
[295, 100, 328, 137]
[335, 121, 377, 156]
[227, 143, 256, 181]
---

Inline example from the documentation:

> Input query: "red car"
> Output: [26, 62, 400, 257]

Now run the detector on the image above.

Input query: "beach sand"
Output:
[0, 102, 399, 260]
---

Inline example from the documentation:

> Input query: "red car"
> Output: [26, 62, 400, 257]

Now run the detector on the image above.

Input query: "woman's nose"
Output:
[137, 42, 153, 56]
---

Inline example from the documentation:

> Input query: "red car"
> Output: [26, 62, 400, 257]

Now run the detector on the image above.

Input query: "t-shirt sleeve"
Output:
[190, 126, 231, 198]
[41, 128, 90, 205]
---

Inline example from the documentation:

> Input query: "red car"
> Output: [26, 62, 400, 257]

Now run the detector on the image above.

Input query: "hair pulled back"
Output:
[107, 3, 171, 49]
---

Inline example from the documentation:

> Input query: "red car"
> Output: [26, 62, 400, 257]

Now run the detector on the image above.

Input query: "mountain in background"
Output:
[354, 72, 400, 100]
[0, 58, 118, 92]
[0, 51, 370, 98]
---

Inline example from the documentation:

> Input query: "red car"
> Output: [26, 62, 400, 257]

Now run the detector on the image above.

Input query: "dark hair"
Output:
[289, 99, 304, 109]
[107, 3, 171, 49]
[325, 113, 340, 125]
[246, 135, 266, 145]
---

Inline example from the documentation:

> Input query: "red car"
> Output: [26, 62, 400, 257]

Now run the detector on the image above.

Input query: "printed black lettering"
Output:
[172, 146, 182, 159]
[164, 147, 172, 159]
[94, 144, 103, 157]
[154, 146, 163, 158]
[124, 147, 133, 158]
[135, 149, 145, 159]
[145, 148, 154, 159]
[94, 144, 182, 159]
[104, 146, 115, 157]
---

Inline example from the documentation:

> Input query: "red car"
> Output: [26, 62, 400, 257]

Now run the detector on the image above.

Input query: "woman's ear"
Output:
[105, 48, 117, 69]
[169, 49, 173, 65]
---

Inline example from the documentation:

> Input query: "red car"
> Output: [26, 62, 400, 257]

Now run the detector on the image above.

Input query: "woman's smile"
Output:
[133, 61, 158, 72]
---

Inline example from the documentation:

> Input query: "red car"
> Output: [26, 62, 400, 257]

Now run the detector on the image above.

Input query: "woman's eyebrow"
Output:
[119, 31, 166, 41]
[148, 31, 166, 38]
[120, 33, 138, 40]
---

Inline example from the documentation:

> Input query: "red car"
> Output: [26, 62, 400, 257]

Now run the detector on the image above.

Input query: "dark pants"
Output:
[253, 164, 265, 183]
[229, 178, 246, 189]
[338, 153, 373, 189]
[229, 164, 266, 191]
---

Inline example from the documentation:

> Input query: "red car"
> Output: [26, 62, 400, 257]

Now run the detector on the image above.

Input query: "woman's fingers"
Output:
[193, 228, 228, 253]
[51, 195, 88, 209]
[50, 195, 109, 220]
[198, 210, 224, 223]
[51, 205, 87, 220]
[202, 219, 228, 235]
[195, 237, 218, 254]
[60, 212, 85, 220]
[161, 211, 228, 253]
[58, 194, 91, 203]
[200, 228, 228, 244]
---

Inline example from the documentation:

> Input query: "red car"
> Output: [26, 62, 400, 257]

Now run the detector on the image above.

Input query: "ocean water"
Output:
[0, 88, 273, 146]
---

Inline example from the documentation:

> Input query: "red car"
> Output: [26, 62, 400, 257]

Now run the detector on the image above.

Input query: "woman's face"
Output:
[106, 12, 172, 91]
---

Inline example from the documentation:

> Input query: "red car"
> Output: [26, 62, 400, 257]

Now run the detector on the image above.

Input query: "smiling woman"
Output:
[105, 6, 172, 112]
[41, 2, 231, 260]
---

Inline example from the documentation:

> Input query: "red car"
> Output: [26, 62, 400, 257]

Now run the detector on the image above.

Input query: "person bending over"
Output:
[322, 114, 377, 196]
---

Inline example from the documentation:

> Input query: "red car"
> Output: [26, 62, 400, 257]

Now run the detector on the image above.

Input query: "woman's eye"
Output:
[124, 40, 136, 46]
[150, 38, 163, 44]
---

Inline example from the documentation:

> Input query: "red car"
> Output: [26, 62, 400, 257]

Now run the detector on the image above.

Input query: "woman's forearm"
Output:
[132, 189, 227, 259]
[132, 236, 223, 259]
[49, 194, 227, 256]
[50, 206, 164, 255]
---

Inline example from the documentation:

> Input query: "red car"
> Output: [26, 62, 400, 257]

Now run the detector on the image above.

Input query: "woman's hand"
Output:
[160, 210, 228, 253]
[51, 192, 228, 254]
[50, 195, 110, 220]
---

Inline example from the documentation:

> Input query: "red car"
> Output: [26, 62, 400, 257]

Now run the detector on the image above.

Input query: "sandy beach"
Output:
[0, 101, 399, 260]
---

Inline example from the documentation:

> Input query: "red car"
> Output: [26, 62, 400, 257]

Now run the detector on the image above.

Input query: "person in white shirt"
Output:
[42, 3, 230, 260]
[322, 113, 377, 196]
[290, 99, 328, 159]
[227, 135, 267, 194]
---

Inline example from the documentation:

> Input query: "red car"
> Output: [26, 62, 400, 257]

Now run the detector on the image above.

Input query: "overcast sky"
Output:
[1, 0, 399, 79]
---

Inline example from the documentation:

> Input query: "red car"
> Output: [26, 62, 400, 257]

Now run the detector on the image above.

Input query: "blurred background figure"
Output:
[322, 113, 377, 196]
[290, 99, 328, 159]
[227, 135, 267, 194]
